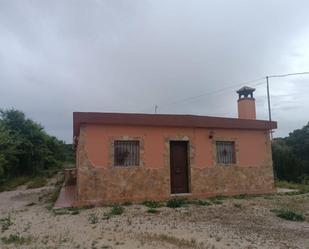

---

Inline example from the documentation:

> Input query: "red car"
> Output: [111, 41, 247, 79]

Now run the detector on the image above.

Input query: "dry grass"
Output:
[139, 232, 210, 249]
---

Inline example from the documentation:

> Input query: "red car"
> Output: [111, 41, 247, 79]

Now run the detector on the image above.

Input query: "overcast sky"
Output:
[1, 0, 309, 143]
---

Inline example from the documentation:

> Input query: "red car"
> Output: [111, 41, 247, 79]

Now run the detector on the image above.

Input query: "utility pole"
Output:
[266, 71, 309, 140]
[266, 76, 273, 140]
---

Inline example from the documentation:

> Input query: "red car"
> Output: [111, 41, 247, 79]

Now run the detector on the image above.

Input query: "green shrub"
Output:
[166, 198, 187, 208]
[147, 208, 159, 214]
[276, 181, 309, 194]
[27, 176, 47, 189]
[103, 205, 124, 220]
[88, 213, 99, 224]
[142, 200, 163, 209]
[1, 234, 32, 245]
[0, 214, 13, 232]
[70, 210, 80, 215]
[271, 209, 305, 221]
[233, 194, 247, 199]
[110, 205, 124, 215]
[0, 176, 31, 191]
[0, 109, 73, 187]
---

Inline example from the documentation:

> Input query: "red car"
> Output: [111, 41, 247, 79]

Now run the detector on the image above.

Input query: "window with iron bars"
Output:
[216, 141, 236, 164]
[114, 140, 140, 166]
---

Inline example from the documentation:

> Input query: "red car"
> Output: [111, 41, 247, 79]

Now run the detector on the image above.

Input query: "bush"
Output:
[0, 109, 73, 188]
[0, 214, 13, 232]
[166, 198, 187, 208]
[271, 209, 305, 221]
[110, 205, 124, 215]
[147, 208, 159, 214]
[1, 234, 32, 245]
[142, 200, 163, 209]
[27, 176, 47, 189]
[88, 213, 99, 224]
[103, 205, 124, 220]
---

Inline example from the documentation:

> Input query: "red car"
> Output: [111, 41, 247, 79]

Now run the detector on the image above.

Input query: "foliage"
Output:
[88, 213, 99, 224]
[110, 205, 124, 215]
[210, 199, 223, 205]
[142, 200, 163, 209]
[271, 209, 305, 221]
[103, 205, 124, 219]
[1, 234, 32, 245]
[147, 208, 159, 213]
[166, 198, 187, 208]
[0, 213, 13, 232]
[0, 109, 73, 188]
[189, 199, 211, 206]
[27, 176, 48, 189]
[0, 176, 31, 192]
[272, 122, 309, 183]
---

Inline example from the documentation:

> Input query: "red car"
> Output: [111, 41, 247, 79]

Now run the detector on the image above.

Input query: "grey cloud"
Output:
[0, 0, 309, 142]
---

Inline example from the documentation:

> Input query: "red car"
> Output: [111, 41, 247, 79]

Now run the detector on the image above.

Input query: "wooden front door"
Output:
[170, 141, 189, 194]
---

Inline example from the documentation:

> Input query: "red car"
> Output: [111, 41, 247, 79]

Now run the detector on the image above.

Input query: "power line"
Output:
[268, 71, 309, 78]
[140, 77, 265, 113]
[266, 71, 309, 140]
[140, 71, 309, 116]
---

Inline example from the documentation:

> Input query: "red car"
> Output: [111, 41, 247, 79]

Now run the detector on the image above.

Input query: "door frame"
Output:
[169, 140, 190, 194]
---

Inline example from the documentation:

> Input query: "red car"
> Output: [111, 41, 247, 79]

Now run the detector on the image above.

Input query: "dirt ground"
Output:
[0, 183, 308, 249]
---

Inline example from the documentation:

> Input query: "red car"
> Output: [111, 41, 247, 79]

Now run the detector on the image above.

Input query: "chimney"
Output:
[237, 86, 256, 119]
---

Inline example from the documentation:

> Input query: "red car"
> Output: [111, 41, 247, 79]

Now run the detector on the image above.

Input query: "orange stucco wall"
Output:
[83, 124, 268, 169]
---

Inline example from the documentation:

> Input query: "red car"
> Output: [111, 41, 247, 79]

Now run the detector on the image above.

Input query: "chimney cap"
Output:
[237, 85, 256, 99]
[236, 86, 256, 94]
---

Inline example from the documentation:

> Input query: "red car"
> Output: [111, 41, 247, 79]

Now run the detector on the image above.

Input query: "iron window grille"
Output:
[216, 141, 236, 164]
[114, 140, 140, 166]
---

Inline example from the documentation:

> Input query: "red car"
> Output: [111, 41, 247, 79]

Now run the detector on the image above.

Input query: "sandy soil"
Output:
[0, 185, 308, 249]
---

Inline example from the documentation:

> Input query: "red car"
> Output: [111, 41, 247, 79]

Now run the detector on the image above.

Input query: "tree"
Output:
[0, 109, 69, 180]
[272, 122, 309, 183]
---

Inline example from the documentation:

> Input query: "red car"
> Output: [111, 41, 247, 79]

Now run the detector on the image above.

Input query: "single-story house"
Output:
[70, 86, 277, 206]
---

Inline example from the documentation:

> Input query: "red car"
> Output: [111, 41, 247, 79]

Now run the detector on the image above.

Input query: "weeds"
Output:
[271, 209, 305, 221]
[166, 198, 187, 208]
[0, 176, 31, 192]
[142, 200, 163, 209]
[103, 205, 124, 220]
[27, 176, 47, 189]
[147, 208, 159, 214]
[53, 209, 70, 215]
[88, 213, 99, 224]
[141, 233, 200, 248]
[0, 213, 13, 232]
[110, 205, 124, 215]
[210, 199, 223, 205]
[1, 234, 32, 245]
[70, 210, 80, 215]
[49, 185, 62, 204]
[233, 194, 247, 199]
[276, 181, 309, 194]
[188, 200, 211, 206]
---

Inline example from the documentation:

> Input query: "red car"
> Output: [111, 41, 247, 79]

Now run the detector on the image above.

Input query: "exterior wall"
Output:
[75, 124, 274, 206]
[238, 98, 256, 119]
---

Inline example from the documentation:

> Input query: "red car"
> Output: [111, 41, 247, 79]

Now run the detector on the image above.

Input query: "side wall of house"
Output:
[75, 124, 274, 206]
